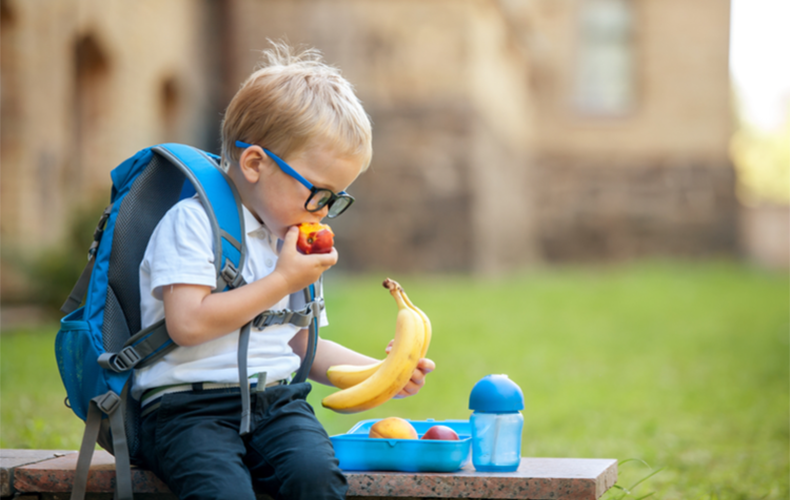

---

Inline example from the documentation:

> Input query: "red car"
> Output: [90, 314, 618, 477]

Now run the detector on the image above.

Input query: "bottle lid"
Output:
[468, 374, 524, 412]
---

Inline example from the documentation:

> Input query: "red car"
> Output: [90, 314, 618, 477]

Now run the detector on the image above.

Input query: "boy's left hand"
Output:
[385, 340, 435, 398]
[394, 357, 436, 398]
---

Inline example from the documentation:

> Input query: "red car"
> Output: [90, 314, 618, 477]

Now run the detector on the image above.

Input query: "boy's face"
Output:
[241, 143, 364, 240]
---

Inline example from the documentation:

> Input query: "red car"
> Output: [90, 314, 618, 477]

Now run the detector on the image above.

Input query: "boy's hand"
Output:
[273, 226, 337, 293]
[385, 339, 436, 398]
[394, 357, 435, 399]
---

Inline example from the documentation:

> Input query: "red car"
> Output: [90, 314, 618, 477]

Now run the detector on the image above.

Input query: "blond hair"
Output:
[221, 41, 372, 171]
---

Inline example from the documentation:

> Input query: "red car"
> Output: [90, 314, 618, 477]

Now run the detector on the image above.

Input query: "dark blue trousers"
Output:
[137, 382, 347, 500]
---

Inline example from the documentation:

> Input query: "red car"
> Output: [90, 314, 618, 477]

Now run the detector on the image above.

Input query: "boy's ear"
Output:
[238, 146, 267, 183]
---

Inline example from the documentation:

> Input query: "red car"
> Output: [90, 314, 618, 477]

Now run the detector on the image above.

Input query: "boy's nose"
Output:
[313, 204, 330, 220]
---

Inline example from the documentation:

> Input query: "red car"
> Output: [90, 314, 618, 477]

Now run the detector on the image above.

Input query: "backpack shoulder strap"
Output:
[153, 144, 247, 290]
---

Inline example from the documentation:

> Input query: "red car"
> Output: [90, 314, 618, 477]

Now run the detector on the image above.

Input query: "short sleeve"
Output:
[142, 198, 217, 300]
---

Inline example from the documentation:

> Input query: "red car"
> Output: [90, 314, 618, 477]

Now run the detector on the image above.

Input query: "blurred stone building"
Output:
[0, 0, 221, 246]
[518, 0, 736, 261]
[0, 0, 736, 280]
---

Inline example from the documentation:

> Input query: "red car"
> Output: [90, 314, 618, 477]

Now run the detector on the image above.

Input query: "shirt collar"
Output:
[241, 204, 278, 248]
[241, 204, 263, 235]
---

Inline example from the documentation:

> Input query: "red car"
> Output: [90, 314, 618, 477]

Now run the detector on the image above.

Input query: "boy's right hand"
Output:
[273, 226, 337, 293]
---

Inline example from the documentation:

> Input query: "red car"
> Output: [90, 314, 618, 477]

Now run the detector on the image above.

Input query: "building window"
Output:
[573, 0, 635, 115]
[160, 76, 181, 143]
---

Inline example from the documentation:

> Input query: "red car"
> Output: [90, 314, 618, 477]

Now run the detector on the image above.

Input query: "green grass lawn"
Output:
[2, 260, 787, 499]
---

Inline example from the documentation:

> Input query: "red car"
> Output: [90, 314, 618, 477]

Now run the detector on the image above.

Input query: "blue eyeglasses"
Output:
[235, 140, 355, 218]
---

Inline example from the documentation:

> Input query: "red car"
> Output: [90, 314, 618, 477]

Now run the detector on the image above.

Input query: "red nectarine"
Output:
[420, 425, 459, 441]
[296, 222, 334, 254]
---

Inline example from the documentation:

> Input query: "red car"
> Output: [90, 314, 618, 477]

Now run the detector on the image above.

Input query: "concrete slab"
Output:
[0, 449, 76, 497]
[343, 458, 618, 499]
[7, 450, 617, 499]
[11, 452, 169, 495]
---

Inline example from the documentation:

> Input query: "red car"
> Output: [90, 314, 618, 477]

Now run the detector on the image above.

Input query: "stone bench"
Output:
[1, 449, 617, 500]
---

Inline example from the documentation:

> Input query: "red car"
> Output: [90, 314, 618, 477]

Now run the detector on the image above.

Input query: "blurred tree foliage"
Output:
[11, 198, 108, 313]
[730, 104, 790, 205]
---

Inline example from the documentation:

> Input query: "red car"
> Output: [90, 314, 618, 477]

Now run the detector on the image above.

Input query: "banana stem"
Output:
[383, 278, 407, 308]
[382, 278, 402, 293]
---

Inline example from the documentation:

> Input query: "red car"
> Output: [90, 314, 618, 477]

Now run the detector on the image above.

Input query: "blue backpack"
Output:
[55, 144, 322, 500]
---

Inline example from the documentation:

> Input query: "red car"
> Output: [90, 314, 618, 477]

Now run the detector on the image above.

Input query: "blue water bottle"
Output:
[468, 374, 524, 472]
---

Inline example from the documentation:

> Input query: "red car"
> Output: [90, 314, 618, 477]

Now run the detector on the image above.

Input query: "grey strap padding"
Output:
[237, 321, 253, 436]
[291, 319, 318, 384]
[292, 287, 322, 384]
[70, 397, 102, 500]
[70, 391, 132, 500]
[220, 229, 242, 254]
[97, 320, 175, 373]
[111, 386, 133, 500]
[61, 257, 96, 314]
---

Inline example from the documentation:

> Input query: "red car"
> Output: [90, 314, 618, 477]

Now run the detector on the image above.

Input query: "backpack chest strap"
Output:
[252, 298, 324, 330]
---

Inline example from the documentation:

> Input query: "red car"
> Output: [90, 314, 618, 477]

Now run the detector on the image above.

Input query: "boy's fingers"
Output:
[410, 369, 427, 387]
[391, 360, 434, 399]
[396, 373, 425, 398]
[417, 358, 435, 374]
[282, 226, 299, 248]
[394, 364, 431, 398]
[313, 248, 338, 266]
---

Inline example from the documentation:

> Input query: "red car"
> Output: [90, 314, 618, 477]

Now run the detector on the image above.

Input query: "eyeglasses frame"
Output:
[234, 140, 354, 218]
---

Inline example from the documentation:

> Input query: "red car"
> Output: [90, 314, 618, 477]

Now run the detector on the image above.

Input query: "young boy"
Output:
[132, 43, 435, 500]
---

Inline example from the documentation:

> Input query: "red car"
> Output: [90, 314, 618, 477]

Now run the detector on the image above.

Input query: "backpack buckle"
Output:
[99, 346, 142, 372]
[87, 241, 100, 260]
[221, 260, 245, 289]
[252, 298, 323, 331]
[311, 298, 325, 318]
[87, 205, 113, 260]
[94, 391, 121, 415]
[252, 310, 279, 329]
[113, 346, 142, 371]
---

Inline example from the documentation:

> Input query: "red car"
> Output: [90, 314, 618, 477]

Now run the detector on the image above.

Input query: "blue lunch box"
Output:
[330, 419, 472, 472]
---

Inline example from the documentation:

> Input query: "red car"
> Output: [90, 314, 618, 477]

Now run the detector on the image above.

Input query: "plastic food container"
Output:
[330, 419, 472, 472]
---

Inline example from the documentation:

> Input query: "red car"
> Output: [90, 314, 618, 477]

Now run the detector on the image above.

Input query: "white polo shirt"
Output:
[132, 196, 327, 400]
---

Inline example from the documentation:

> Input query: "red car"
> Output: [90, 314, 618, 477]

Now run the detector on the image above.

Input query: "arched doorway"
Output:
[71, 33, 111, 197]
[1, 0, 21, 238]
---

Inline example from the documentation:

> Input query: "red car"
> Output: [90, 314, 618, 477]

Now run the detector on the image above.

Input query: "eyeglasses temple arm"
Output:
[234, 141, 314, 191]
[265, 150, 314, 191]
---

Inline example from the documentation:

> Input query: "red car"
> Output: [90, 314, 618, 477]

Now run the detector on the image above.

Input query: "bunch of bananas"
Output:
[321, 278, 432, 414]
